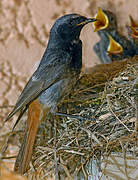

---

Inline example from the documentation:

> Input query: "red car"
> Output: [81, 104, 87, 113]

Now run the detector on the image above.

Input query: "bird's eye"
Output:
[69, 20, 74, 26]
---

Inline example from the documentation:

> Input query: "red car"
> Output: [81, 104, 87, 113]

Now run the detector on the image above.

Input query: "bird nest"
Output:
[23, 56, 138, 179]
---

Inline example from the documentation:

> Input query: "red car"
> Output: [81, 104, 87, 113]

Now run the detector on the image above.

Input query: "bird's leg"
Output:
[55, 112, 96, 122]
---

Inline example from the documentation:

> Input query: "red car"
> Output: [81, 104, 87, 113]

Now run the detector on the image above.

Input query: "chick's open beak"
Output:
[77, 18, 97, 26]
[129, 15, 138, 28]
[131, 27, 138, 39]
[93, 7, 109, 32]
[107, 35, 123, 55]
[129, 16, 138, 39]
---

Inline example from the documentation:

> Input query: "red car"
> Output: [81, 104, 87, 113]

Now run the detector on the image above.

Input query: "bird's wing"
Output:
[6, 51, 71, 121]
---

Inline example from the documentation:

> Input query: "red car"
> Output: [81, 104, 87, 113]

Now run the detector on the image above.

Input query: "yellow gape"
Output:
[93, 7, 109, 32]
[107, 35, 123, 55]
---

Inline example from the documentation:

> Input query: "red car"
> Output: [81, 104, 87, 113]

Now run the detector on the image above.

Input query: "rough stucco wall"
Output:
[0, 0, 138, 171]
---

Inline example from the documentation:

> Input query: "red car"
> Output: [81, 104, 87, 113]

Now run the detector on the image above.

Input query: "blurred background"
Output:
[0, 0, 138, 179]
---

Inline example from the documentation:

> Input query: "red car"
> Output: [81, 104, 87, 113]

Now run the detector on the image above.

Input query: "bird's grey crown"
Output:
[51, 14, 82, 30]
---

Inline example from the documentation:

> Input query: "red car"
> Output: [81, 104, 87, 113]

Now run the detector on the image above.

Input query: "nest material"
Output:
[24, 56, 138, 179]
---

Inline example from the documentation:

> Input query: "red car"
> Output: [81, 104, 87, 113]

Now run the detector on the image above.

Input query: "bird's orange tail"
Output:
[14, 100, 42, 174]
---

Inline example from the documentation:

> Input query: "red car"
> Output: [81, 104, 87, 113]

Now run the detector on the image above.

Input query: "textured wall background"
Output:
[0, 0, 138, 172]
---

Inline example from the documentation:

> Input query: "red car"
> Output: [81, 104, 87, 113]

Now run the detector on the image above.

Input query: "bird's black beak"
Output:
[77, 18, 97, 26]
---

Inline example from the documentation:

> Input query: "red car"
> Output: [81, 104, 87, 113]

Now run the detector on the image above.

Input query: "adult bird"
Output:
[93, 8, 136, 63]
[5, 14, 96, 174]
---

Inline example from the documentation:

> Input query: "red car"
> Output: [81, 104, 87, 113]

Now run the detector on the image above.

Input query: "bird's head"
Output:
[93, 8, 117, 32]
[50, 14, 96, 43]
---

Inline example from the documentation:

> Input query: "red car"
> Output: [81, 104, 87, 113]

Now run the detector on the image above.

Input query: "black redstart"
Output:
[6, 14, 96, 174]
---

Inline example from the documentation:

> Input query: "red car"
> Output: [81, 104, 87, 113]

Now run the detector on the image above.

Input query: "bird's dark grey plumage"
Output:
[6, 14, 96, 123]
